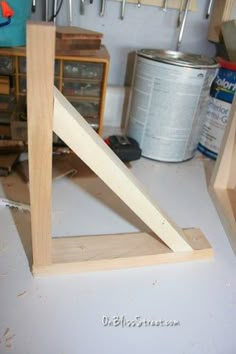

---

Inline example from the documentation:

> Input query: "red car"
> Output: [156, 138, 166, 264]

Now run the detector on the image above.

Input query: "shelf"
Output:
[0, 45, 109, 136]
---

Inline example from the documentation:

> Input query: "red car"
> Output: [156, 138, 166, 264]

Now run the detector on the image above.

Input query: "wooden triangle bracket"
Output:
[27, 22, 213, 276]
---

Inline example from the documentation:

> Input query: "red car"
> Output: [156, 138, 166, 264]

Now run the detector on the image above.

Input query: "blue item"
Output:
[198, 58, 236, 159]
[210, 67, 236, 104]
[0, 0, 32, 47]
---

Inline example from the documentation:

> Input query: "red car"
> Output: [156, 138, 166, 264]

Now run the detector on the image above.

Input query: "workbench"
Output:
[0, 152, 235, 353]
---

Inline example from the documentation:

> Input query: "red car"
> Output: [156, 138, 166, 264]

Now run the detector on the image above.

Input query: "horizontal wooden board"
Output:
[0, 153, 19, 175]
[32, 228, 213, 275]
[52, 232, 170, 263]
[0, 45, 110, 62]
[56, 26, 103, 40]
[0, 125, 11, 139]
[56, 38, 101, 52]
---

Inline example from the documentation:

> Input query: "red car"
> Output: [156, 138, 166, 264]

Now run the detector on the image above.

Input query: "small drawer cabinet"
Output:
[0, 46, 109, 137]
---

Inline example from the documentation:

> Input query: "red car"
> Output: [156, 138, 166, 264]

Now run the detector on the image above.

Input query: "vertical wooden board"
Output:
[209, 95, 236, 255]
[208, 0, 234, 42]
[27, 22, 55, 266]
[227, 189, 236, 221]
[211, 95, 236, 190]
[209, 187, 236, 255]
[98, 59, 109, 136]
[226, 97, 236, 189]
[53, 88, 193, 253]
[222, 20, 236, 61]
[227, 135, 236, 190]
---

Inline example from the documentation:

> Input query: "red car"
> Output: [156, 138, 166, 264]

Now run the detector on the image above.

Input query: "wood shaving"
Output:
[5, 334, 15, 342]
[3, 328, 10, 337]
[17, 291, 27, 297]
[0, 272, 8, 277]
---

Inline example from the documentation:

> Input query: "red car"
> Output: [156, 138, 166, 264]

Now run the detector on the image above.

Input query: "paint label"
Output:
[128, 56, 216, 161]
[198, 63, 236, 158]
[198, 97, 231, 158]
[211, 67, 236, 103]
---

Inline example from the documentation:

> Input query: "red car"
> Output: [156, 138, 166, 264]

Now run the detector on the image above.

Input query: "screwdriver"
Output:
[80, 0, 85, 15]
[121, 0, 126, 20]
[53, 0, 57, 23]
[45, 0, 49, 20]
[32, 0, 36, 13]
[206, 0, 214, 18]
[176, 0, 190, 51]
[163, 0, 168, 11]
[100, 0, 106, 16]
[69, 0, 72, 24]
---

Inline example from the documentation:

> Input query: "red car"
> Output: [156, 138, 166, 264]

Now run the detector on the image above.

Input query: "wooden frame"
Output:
[221, 20, 236, 62]
[209, 95, 236, 255]
[0, 75, 10, 95]
[207, 0, 234, 43]
[27, 22, 213, 276]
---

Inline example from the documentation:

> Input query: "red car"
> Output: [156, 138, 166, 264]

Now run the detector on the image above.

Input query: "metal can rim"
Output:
[137, 49, 219, 69]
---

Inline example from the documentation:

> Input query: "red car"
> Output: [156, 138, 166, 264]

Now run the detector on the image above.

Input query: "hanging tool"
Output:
[32, 0, 36, 13]
[100, 0, 106, 16]
[0, 0, 14, 18]
[163, 0, 168, 11]
[45, 0, 49, 21]
[0, 0, 14, 28]
[53, 0, 57, 23]
[176, 0, 190, 51]
[80, 0, 85, 15]
[206, 0, 214, 18]
[177, 0, 183, 27]
[50, 0, 64, 22]
[68, 0, 72, 24]
[121, 0, 126, 20]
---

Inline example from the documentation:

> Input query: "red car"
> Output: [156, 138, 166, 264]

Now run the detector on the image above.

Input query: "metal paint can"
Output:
[198, 58, 236, 159]
[127, 49, 218, 162]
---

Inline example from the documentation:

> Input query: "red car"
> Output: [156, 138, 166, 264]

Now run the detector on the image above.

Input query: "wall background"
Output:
[32, 0, 220, 85]
[31, 0, 236, 125]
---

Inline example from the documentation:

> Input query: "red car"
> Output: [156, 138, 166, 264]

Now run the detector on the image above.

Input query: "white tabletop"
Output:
[0, 153, 235, 354]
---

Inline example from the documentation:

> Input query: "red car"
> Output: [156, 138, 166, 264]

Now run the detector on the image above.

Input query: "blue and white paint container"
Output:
[127, 49, 218, 162]
[198, 58, 236, 159]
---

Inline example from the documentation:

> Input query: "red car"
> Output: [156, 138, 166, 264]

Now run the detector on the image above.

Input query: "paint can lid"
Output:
[137, 49, 219, 69]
